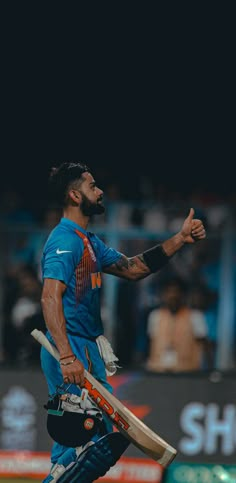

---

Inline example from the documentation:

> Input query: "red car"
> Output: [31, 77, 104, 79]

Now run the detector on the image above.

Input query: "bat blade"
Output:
[31, 329, 177, 467]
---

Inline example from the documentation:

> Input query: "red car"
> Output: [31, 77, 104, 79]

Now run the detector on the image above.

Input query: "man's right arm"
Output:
[41, 278, 84, 386]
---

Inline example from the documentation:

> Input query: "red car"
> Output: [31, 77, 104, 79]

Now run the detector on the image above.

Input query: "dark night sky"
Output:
[2, 105, 233, 202]
[1, 4, 234, 202]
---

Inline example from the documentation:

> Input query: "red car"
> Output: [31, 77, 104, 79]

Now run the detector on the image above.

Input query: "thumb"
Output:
[187, 207, 195, 220]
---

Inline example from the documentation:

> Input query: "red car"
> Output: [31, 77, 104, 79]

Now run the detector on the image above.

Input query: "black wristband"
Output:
[142, 244, 170, 272]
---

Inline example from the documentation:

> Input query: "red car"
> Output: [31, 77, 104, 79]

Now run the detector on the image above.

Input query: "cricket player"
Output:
[40, 161, 206, 482]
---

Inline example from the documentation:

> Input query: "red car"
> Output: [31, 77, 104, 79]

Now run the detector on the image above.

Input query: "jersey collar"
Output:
[60, 217, 88, 235]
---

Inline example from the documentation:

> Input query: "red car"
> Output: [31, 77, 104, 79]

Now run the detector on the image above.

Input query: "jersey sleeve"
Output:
[42, 233, 84, 285]
[94, 236, 123, 269]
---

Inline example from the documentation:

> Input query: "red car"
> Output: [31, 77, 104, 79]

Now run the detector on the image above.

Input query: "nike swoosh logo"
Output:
[56, 249, 72, 254]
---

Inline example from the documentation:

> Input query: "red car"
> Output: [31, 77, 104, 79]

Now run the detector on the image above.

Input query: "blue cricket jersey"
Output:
[41, 218, 122, 338]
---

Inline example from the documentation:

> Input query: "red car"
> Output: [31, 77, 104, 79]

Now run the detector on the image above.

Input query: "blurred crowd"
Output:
[0, 180, 235, 372]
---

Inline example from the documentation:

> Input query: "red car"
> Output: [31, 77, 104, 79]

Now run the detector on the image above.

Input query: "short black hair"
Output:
[48, 161, 90, 206]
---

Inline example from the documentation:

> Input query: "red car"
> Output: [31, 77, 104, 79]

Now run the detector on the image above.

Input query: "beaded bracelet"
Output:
[60, 355, 77, 366]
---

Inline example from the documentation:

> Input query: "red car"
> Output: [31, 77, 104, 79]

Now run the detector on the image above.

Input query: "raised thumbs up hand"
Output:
[180, 208, 206, 244]
[187, 207, 195, 220]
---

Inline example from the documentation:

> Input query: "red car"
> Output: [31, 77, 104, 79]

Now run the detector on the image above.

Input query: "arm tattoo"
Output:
[114, 255, 129, 270]
[115, 254, 148, 271]
[103, 253, 151, 280]
[137, 254, 147, 266]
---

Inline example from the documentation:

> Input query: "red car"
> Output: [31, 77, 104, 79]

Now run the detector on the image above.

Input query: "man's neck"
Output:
[63, 207, 89, 230]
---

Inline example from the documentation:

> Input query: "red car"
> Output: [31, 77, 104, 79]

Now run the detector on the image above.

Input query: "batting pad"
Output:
[55, 432, 129, 483]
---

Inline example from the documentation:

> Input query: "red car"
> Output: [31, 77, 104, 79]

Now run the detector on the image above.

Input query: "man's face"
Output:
[78, 172, 105, 216]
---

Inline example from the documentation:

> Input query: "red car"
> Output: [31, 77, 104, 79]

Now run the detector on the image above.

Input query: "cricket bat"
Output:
[31, 329, 177, 467]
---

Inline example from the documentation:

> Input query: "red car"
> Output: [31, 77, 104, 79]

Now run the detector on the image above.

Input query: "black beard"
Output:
[80, 192, 105, 216]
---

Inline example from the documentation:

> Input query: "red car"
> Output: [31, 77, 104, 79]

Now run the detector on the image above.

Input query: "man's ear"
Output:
[68, 189, 81, 204]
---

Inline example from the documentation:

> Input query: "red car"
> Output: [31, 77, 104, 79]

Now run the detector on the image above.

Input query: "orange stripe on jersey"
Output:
[91, 272, 97, 289]
[74, 229, 98, 304]
[96, 271, 102, 288]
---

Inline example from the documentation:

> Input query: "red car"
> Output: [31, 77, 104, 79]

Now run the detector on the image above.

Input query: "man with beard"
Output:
[40, 161, 206, 482]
